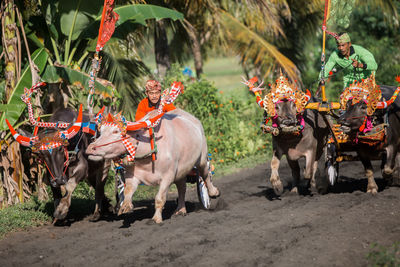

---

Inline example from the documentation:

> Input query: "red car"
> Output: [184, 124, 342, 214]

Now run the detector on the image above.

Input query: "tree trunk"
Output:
[183, 19, 203, 79]
[154, 20, 170, 78]
[2, 0, 18, 102]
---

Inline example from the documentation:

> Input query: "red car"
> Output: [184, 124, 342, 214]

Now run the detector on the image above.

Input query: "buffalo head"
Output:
[86, 111, 164, 161]
[6, 105, 83, 187]
[339, 100, 368, 134]
[339, 77, 400, 134]
[274, 99, 298, 127]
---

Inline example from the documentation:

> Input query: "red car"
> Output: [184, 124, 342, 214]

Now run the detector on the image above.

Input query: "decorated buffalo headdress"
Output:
[5, 81, 85, 152]
[340, 75, 400, 116]
[263, 74, 310, 117]
[6, 104, 83, 150]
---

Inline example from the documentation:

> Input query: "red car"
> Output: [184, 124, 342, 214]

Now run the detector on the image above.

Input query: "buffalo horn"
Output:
[305, 89, 311, 101]
[376, 86, 400, 109]
[58, 104, 83, 139]
[5, 119, 38, 147]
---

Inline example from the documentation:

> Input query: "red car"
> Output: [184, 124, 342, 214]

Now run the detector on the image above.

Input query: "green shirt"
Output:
[320, 44, 378, 88]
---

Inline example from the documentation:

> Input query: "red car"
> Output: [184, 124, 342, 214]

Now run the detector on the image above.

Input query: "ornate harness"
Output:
[243, 74, 311, 136]
[331, 75, 400, 145]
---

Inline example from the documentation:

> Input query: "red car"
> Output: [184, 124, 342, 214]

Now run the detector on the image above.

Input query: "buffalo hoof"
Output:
[317, 185, 329, 195]
[118, 202, 134, 216]
[89, 211, 101, 222]
[173, 208, 187, 217]
[53, 206, 68, 221]
[209, 188, 220, 198]
[367, 187, 378, 195]
[382, 171, 394, 186]
[271, 180, 284, 195]
[290, 187, 298, 194]
[152, 215, 163, 224]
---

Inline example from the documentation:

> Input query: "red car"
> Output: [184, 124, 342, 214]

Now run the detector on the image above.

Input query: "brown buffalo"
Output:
[244, 75, 329, 195]
[7, 106, 110, 221]
[86, 108, 220, 223]
[339, 81, 400, 194]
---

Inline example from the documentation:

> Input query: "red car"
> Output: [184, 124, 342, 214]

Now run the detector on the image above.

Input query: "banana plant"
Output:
[25, 1, 183, 116]
[34, 1, 183, 73]
[0, 48, 48, 130]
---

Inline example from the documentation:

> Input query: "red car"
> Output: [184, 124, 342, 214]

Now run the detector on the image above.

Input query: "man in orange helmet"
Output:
[135, 80, 176, 121]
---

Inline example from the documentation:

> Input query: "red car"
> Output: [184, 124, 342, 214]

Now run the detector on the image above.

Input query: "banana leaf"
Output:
[114, 4, 183, 26]
[59, 0, 102, 41]
[42, 64, 116, 97]
[0, 48, 49, 130]
[79, 4, 183, 41]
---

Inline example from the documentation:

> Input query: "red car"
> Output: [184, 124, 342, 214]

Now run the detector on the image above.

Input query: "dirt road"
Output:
[0, 161, 399, 266]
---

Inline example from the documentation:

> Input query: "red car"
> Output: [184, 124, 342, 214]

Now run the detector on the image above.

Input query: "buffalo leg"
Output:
[304, 151, 316, 181]
[118, 177, 140, 215]
[383, 144, 398, 181]
[53, 178, 78, 220]
[50, 186, 62, 210]
[360, 155, 378, 195]
[270, 153, 283, 195]
[199, 157, 219, 197]
[153, 179, 171, 223]
[174, 178, 187, 216]
[311, 160, 319, 189]
[287, 159, 300, 193]
[91, 160, 111, 220]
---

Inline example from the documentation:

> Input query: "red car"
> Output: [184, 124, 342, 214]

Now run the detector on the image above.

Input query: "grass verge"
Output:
[367, 242, 400, 266]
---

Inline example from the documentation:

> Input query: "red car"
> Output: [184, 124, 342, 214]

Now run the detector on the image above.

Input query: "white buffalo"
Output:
[86, 109, 220, 223]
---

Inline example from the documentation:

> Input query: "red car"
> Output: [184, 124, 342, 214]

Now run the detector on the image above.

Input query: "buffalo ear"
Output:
[18, 128, 35, 138]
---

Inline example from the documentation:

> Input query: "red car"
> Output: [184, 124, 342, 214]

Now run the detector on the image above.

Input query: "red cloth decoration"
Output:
[96, 0, 119, 52]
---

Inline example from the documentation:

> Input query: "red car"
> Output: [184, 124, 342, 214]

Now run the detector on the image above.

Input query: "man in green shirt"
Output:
[319, 32, 378, 90]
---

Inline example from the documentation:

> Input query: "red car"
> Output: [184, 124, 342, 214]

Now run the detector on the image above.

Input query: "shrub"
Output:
[165, 64, 271, 166]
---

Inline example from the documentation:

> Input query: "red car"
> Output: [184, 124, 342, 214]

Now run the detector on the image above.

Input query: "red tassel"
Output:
[359, 117, 367, 132]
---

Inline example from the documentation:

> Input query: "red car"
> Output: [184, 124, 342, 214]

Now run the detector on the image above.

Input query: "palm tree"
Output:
[147, 0, 299, 81]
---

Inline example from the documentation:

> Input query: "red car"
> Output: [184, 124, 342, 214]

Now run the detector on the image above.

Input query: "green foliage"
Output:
[367, 242, 400, 267]
[165, 65, 270, 165]
[0, 48, 49, 130]
[349, 4, 400, 86]
[0, 198, 51, 239]
[301, 1, 400, 98]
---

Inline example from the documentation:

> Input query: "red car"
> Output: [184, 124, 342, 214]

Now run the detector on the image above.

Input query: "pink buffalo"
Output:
[86, 109, 220, 223]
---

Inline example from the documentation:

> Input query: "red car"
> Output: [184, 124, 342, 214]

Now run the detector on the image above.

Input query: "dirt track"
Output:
[0, 160, 399, 267]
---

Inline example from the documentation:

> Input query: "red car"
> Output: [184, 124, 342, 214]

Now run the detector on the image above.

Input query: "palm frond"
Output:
[100, 42, 150, 120]
[218, 10, 299, 81]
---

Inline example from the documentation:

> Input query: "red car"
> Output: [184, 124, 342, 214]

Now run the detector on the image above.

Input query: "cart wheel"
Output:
[197, 176, 210, 209]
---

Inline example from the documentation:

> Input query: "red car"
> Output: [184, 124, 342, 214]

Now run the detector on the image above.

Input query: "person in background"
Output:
[318, 32, 378, 91]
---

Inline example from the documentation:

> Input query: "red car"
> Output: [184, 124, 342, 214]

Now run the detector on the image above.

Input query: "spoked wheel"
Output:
[325, 143, 339, 186]
[197, 176, 210, 209]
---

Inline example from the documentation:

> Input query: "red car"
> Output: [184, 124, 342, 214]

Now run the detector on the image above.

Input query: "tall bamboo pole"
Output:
[320, 0, 331, 103]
